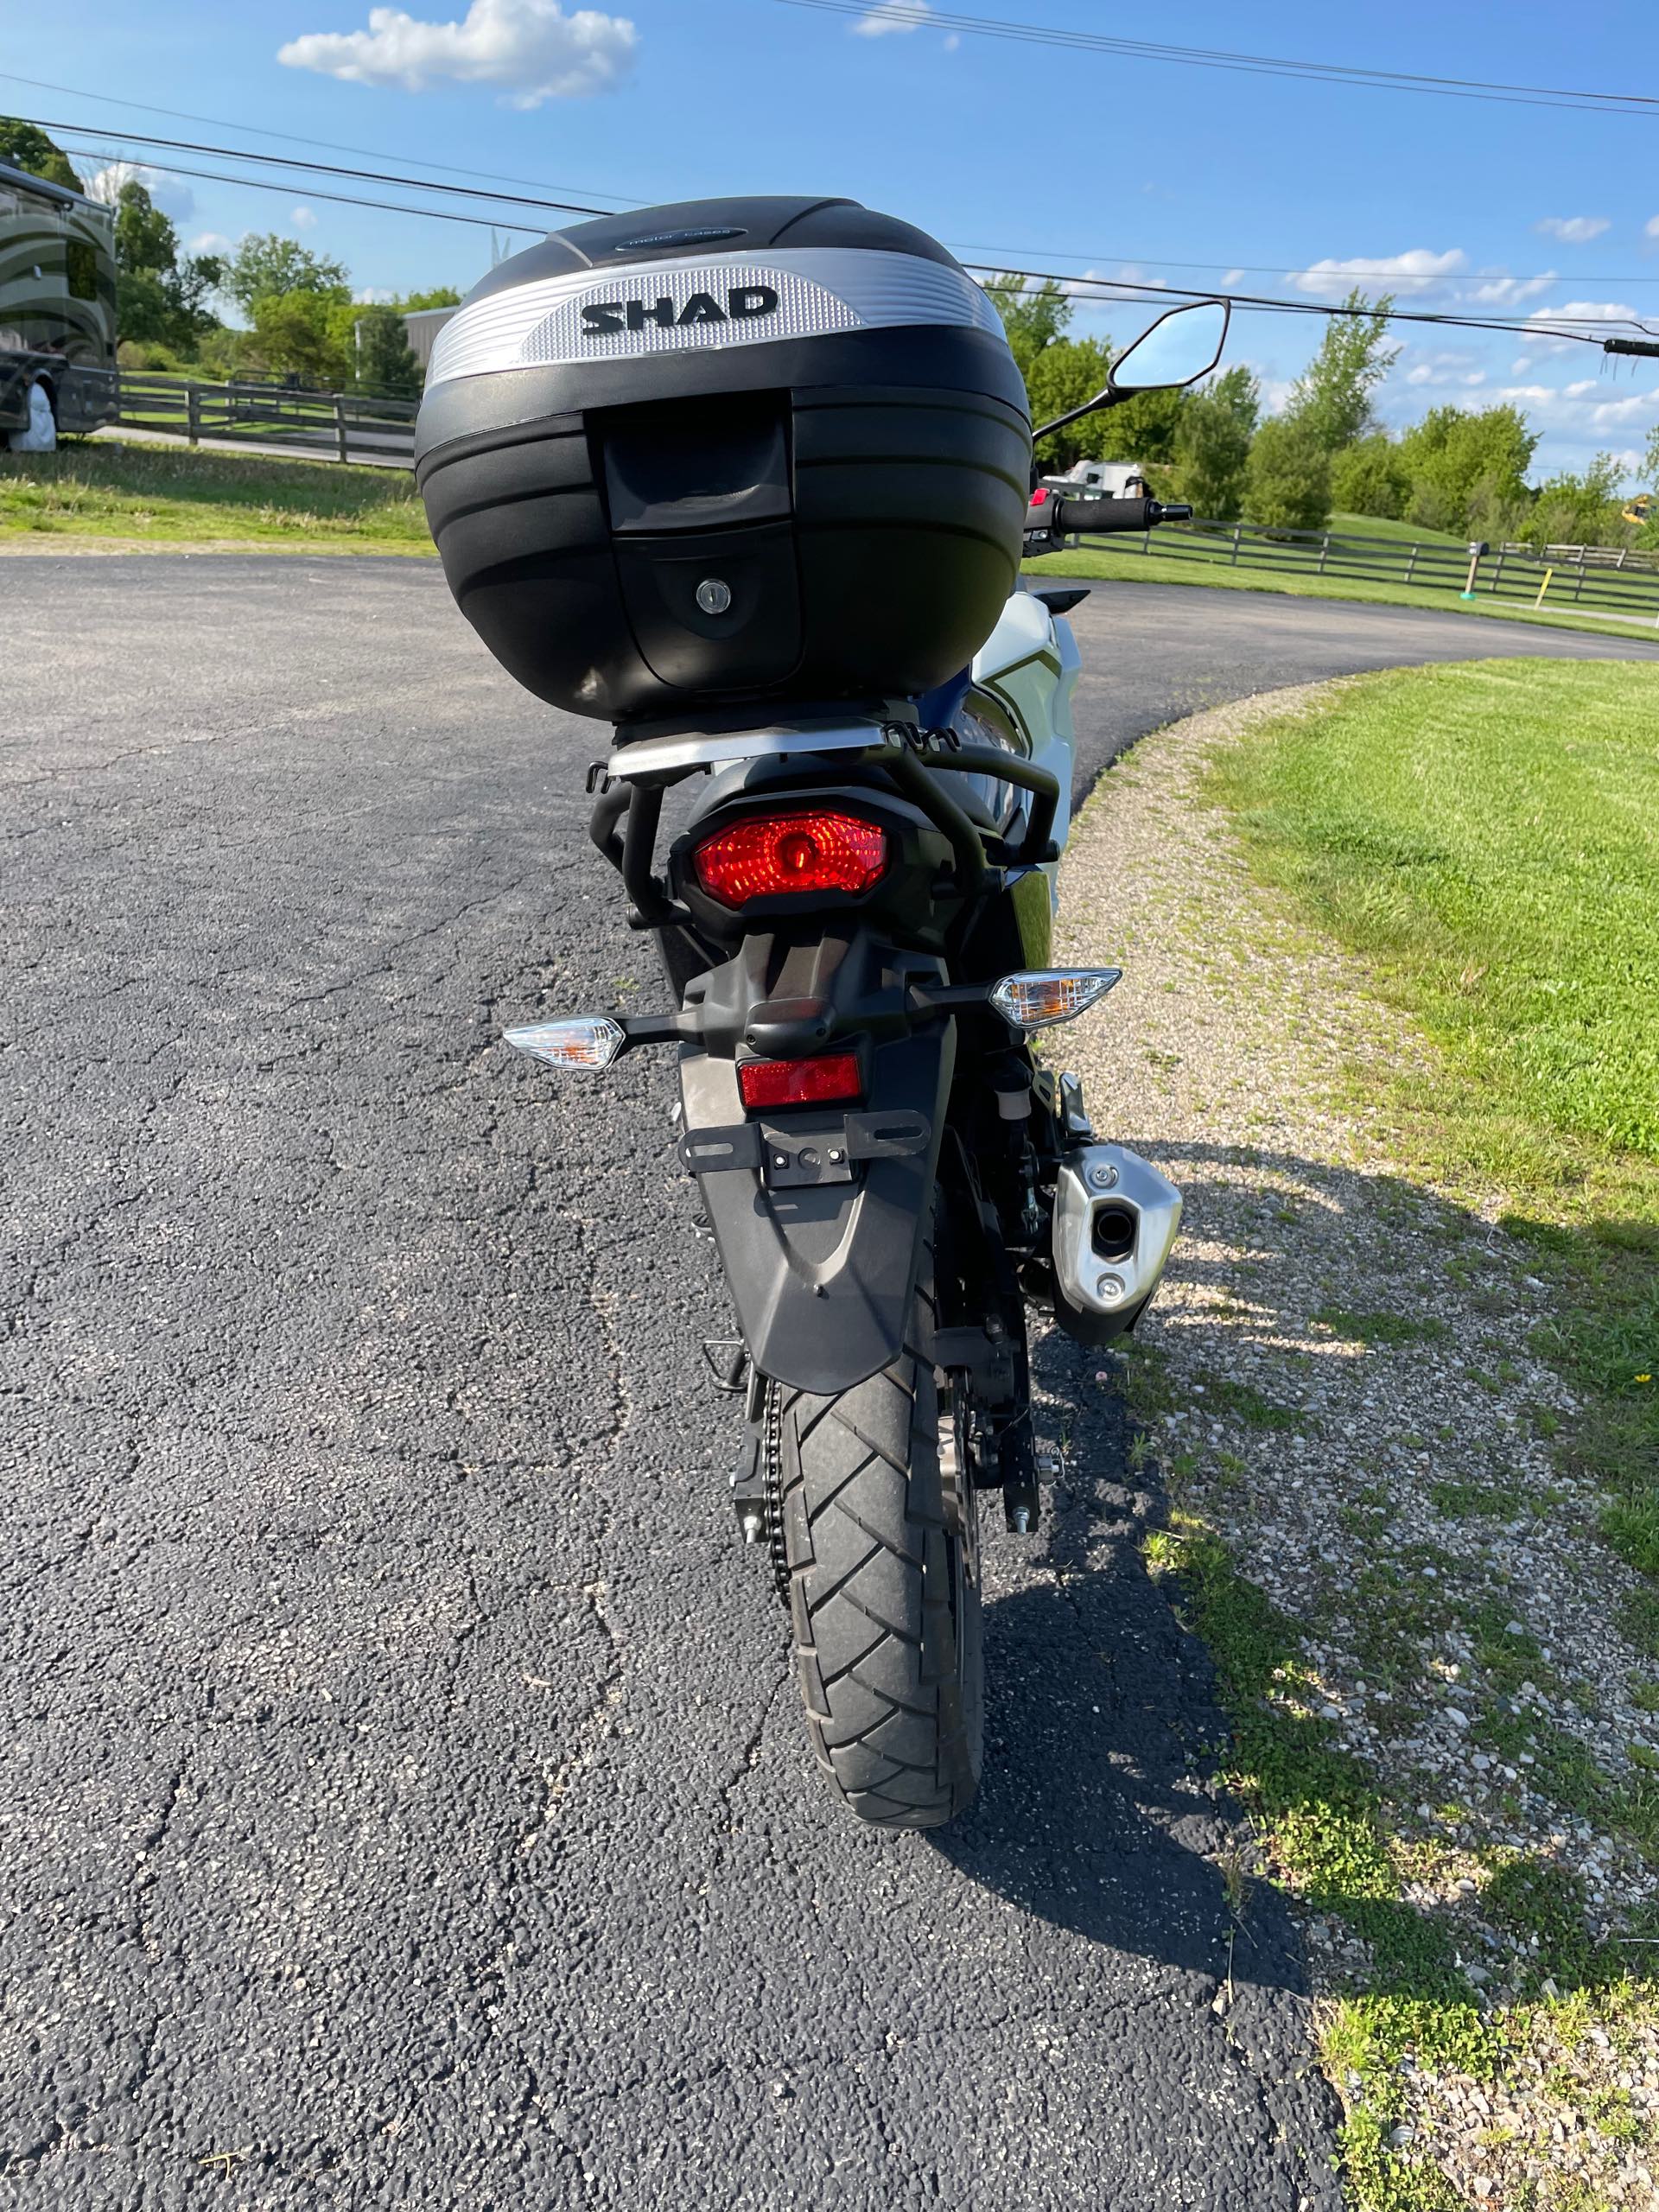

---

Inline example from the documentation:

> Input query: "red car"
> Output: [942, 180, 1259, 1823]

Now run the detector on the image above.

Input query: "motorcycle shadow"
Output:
[930, 1329, 1312, 1996]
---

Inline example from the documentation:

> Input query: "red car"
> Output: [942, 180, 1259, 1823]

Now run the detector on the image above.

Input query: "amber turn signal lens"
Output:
[988, 969, 1122, 1031]
[504, 1015, 626, 1070]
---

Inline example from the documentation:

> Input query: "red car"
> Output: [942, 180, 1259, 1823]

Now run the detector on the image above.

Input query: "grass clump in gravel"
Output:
[0, 440, 433, 550]
[1203, 660, 1659, 1600]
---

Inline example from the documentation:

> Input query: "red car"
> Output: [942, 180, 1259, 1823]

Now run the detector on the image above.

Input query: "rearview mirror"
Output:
[1028, 296, 1231, 448]
[1107, 300, 1230, 395]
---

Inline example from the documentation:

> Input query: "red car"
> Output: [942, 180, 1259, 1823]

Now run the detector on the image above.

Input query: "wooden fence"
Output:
[1071, 513, 1659, 623]
[116, 373, 416, 467]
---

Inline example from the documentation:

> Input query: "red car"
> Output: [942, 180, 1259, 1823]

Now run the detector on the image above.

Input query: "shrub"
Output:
[1246, 416, 1332, 531]
[1331, 434, 1412, 520]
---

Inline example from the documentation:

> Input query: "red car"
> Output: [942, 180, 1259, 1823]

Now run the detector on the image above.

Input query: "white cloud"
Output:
[189, 231, 235, 257]
[354, 285, 400, 303]
[278, 0, 639, 105]
[1221, 268, 1245, 288]
[83, 160, 195, 224]
[852, 0, 931, 30]
[1646, 216, 1659, 239]
[1465, 269, 1556, 307]
[1290, 247, 1466, 299]
[291, 204, 318, 229]
[1535, 215, 1610, 244]
[1401, 345, 1482, 388]
[943, 31, 959, 49]
[1590, 392, 1656, 429]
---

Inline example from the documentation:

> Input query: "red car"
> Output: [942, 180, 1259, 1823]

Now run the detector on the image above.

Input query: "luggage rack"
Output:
[588, 715, 1061, 933]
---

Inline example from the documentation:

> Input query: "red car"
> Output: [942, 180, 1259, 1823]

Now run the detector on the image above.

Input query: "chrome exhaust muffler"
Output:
[1050, 1142, 1182, 1344]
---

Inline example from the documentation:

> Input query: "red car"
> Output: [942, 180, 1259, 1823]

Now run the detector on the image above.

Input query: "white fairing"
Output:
[969, 588, 1082, 903]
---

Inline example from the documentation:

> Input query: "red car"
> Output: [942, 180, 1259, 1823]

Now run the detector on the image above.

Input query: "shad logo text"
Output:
[581, 285, 781, 337]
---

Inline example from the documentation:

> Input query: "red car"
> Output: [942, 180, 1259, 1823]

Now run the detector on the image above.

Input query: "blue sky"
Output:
[8, 0, 1657, 480]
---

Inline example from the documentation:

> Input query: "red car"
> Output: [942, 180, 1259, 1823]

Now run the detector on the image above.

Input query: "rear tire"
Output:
[774, 1220, 983, 1829]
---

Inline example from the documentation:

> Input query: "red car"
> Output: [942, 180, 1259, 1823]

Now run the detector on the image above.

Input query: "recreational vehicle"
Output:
[0, 158, 118, 450]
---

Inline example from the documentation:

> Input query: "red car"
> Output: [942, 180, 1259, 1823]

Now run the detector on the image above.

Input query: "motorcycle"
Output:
[413, 197, 1229, 1828]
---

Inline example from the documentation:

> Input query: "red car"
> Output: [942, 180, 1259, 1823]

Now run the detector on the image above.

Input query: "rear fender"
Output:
[678, 936, 954, 1395]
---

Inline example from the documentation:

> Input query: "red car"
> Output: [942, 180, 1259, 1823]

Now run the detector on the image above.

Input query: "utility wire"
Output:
[771, 0, 1658, 118]
[54, 143, 546, 235]
[0, 67, 640, 207]
[30, 114, 1657, 347]
[963, 263, 1654, 344]
[27, 115, 612, 218]
[948, 241, 1659, 289]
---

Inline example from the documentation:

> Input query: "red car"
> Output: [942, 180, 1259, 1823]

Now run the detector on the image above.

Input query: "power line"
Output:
[770, 0, 1659, 118]
[0, 68, 640, 208]
[26, 114, 612, 219]
[964, 263, 1655, 345]
[54, 143, 546, 236]
[948, 241, 1659, 289]
[28, 112, 1656, 350]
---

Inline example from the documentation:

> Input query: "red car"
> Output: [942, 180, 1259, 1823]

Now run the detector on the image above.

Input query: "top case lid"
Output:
[428, 195, 1007, 389]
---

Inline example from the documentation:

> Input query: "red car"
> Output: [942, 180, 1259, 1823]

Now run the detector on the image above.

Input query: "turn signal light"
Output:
[737, 1052, 863, 1112]
[505, 1015, 626, 1070]
[694, 810, 887, 907]
[989, 969, 1122, 1031]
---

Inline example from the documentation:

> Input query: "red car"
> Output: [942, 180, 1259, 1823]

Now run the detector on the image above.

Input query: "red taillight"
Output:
[693, 810, 887, 907]
[737, 1052, 863, 1112]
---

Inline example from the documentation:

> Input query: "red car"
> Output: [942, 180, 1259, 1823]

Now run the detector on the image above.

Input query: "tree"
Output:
[1171, 365, 1261, 518]
[352, 305, 421, 397]
[245, 291, 354, 386]
[1283, 289, 1400, 454]
[1398, 404, 1536, 535]
[983, 276, 1071, 381]
[0, 117, 80, 191]
[103, 179, 223, 353]
[398, 286, 461, 312]
[1331, 432, 1413, 520]
[1641, 421, 1659, 550]
[1521, 454, 1627, 550]
[112, 181, 178, 280]
[1246, 416, 1332, 531]
[226, 233, 350, 316]
[979, 276, 1109, 466]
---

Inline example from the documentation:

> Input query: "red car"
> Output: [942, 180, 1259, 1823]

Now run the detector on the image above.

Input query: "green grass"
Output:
[0, 439, 433, 550]
[1143, 1514, 1506, 2209]
[1023, 540, 1659, 645]
[1325, 511, 1467, 550]
[1204, 658, 1659, 1591]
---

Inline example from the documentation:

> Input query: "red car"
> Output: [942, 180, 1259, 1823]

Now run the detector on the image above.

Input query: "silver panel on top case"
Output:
[427, 249, 1006, 386]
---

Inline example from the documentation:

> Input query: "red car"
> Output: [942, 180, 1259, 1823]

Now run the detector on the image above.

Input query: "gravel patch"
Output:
[1052, 683, 1659, 2210]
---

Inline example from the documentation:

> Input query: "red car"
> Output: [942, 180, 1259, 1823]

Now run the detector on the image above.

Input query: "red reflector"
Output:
[737, 1052, 863, 1112]
[1030, 486, 1050, 505]
[694, 810, 887, 907]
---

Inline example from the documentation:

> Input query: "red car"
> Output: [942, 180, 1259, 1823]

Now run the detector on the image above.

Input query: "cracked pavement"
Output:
[3, 555, 1647, 2210]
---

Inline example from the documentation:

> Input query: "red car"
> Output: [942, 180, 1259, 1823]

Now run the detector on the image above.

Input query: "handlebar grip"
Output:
[1055, 495, 1173, 535]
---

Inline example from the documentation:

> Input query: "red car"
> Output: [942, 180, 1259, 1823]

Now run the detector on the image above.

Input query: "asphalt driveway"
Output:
[3, 555, 1649, 2209]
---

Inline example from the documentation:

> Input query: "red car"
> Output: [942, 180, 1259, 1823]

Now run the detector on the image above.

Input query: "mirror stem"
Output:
[1032, 386, 1130, 446]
